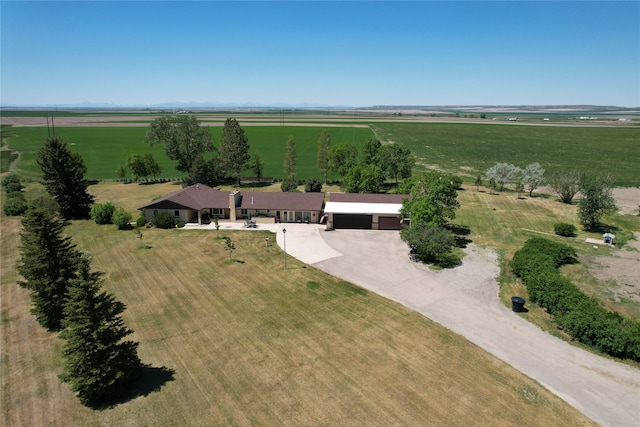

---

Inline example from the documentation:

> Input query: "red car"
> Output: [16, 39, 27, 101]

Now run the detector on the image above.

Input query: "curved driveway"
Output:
[274, 225, 640, 427]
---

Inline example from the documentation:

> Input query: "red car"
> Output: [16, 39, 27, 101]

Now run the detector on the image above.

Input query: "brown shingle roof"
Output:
[138, 184, 229, 210]
[328, 193, 409, 204]
[239, 192, 324, 211]
[139, 184, 325, 212]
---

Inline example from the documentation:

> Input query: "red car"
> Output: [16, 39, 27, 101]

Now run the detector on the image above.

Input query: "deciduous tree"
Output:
[145, 115, 214, 174]
[327, 143, 358, 176]
[343, 164, 386, 193]
[218, 118, 250, 185]
[185, 156, 219, 187]
[485, 162, 519, 192]
[400, 171, 460, 226]
[378, 143, 414, 184]
[17, 199, 80, 330]
[362, 139, 381, 166]
[37, 136, 94, 219]
[549, 170, 581, 204]
[59, 254, 141, 407]
[401, 224, 455, 264]
[127, 153, 162, 181]
[523, 162, 545, 197]
[578, 173, 617, 230]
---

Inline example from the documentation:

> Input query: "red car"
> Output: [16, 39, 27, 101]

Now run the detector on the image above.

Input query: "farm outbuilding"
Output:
[324, 193, 408, 230]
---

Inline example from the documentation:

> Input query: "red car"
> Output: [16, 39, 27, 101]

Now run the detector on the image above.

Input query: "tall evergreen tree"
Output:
[59, 254, 141, 407]
[17, 199, 80, 330]
[218, 118, 250, 185]
[316, 131, 331, 184]
[37, 136, 94, 219]
[283, 135, 297, 177]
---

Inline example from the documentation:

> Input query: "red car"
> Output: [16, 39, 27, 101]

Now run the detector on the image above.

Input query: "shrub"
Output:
[304, 178, 323, 192]
[112, 207, 133, 230]
[554, 222, 577, 237]
[90, 202, 116, 225]
[153, 212, 175, 229]
[3, 192, 28, 216]
[177, 221, 185, 228]
[512, 237, 640, 361]
[281, 176, 298, 192]
[4, 181, 24, 194]
[136, 214, 147, 227]
[1, 173, 22, 189]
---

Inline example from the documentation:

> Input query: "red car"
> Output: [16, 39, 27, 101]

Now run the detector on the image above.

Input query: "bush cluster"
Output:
[1, 173, 27, 216]
[153, 212, 175, 229]
[512, 238, 640, 361]
[554, 222, 577, 237]
[90, 202, 116, 224]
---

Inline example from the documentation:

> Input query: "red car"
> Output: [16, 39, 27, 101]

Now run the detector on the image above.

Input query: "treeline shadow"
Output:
[92, 364, 176, 410]
[446, 223, 473, 249]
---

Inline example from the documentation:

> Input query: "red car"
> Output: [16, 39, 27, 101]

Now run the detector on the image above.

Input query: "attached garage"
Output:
[333, 213, 373, 229]
[324, 194, 408, 230]
[378, 215, 402, 230]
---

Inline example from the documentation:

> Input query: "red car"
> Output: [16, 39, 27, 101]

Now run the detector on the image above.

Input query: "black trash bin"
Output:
[511, 296, 526, 312]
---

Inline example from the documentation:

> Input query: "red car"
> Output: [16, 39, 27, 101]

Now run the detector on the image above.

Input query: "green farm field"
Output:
[372, 123, 640, 187]
[2, 125, 375, 181]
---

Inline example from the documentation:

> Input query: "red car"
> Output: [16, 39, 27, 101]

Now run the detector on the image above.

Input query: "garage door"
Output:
[378, 216, 402, 230]
[333, 214, 372, 229]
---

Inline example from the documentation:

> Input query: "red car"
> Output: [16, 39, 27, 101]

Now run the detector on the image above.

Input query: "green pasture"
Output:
[3, 126, 375, 181]
[372, 123, 640, 187]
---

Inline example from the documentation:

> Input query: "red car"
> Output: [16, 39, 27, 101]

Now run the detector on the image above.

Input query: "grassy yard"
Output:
[455, 184, 640, 325]
[371, 122, 640, 186]
[0, 182, 595, 426]
[3, 125, 375, 181]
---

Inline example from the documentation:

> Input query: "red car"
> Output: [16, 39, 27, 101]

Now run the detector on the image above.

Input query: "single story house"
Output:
[138, 183, 325, 225]
[323, 193, 409, 230]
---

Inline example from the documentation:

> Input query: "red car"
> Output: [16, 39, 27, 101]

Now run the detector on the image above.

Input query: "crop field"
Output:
[2, 125, 375, 181]
[0, 182, 594, 426]
[372, 123, 640, 187]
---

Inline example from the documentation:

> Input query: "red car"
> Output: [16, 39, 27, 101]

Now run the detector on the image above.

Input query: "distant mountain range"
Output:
[1, 103, 638, 112]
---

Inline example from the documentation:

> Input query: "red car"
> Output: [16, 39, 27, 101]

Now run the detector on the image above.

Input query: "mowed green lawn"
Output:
[371, 123, 640, 186]
[3, 126, 375, 181]
[0, 182, 595, 426]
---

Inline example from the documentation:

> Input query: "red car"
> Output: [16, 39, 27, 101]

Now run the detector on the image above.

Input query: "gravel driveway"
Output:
[292, 229, 640, 427]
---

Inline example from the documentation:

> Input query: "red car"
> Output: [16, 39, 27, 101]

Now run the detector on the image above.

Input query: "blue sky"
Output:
[1, 1, 638, 107]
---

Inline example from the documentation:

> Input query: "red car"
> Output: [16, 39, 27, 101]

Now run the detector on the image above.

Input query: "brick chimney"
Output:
[229, 190, 242, 221]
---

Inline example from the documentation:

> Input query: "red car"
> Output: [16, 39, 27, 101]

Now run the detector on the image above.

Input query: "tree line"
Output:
[17, 199, 144, 406]
[132, 115, 416, 193]
[481, 162, 617, 231]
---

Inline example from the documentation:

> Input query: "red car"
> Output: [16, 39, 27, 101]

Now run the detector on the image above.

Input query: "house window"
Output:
[210, 208, 222, 215]
[174, 210, 180, 217]
[153, 210, 158, 216]
[241, 209, 247, 215]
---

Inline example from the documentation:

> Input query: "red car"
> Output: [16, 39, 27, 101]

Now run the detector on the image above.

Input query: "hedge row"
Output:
[512, 237, 640, 361]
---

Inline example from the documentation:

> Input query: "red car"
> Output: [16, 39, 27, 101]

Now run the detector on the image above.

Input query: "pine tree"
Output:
[316, 131, 331, 184]
[17, 200, 80, 331]
[59, 254, 141, 407]
[218, 118, 250, 185]
[37, 136, 94, 219]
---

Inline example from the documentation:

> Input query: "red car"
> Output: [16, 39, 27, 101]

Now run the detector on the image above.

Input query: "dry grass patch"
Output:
[1, 182, 594, 425]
